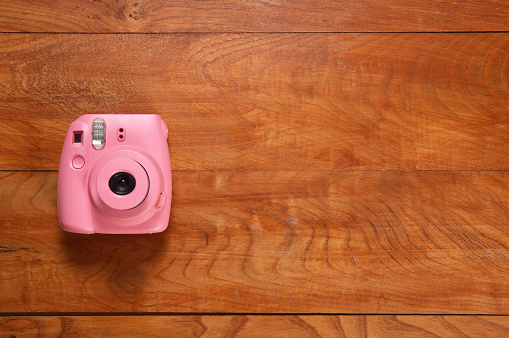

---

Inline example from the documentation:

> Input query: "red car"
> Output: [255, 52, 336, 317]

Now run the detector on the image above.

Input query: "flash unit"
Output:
[92, 118, 106, 150]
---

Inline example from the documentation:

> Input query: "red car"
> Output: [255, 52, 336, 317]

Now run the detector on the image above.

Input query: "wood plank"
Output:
[0, 33, 508, 171]
[2, 315, 509, 337]
[0, 0, 508, 33]
[1, 170, 509, 313]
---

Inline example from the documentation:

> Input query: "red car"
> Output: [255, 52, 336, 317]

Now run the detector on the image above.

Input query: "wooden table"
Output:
[1, 1, 509, 336]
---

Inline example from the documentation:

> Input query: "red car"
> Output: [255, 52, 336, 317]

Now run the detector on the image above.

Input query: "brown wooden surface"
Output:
[1, 33, 508, 171]
[2, 315, 509, 337]
[2, 170, 509, 313]
[1, 0, 508, 33]
[1, 0, 509, 336]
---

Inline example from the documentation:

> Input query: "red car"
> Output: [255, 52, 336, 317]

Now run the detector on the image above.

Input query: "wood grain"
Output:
[1, 0, 508, 33]
[1, 170, 509, 313]
[1, 0, 508, 333]
[2, 315, 509, 337]
[0, 33, 508, 171]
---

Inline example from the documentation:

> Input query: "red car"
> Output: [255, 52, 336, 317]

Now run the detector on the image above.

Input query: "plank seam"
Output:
[0, 31, 508, 35]
[1, 313, 509, 317]
[1, 170, 508, 173]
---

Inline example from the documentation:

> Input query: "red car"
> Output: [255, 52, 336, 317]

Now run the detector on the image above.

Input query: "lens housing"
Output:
[109, 172, 136, 195]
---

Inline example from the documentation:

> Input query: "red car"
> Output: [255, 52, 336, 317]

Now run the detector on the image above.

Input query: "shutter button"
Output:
[72, 156, 85, 169]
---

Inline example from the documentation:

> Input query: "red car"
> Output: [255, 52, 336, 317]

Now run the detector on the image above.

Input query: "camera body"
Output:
[57, 114, 172, 234]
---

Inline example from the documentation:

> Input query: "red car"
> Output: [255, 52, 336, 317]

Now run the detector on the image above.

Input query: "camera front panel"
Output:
[57, 114, 172, 234]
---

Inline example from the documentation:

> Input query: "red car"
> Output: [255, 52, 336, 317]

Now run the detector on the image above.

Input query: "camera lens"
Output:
[109, 172, 136, 195]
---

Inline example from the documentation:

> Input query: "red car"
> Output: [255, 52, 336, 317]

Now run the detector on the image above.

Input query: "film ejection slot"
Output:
[92, 118, 106, 150]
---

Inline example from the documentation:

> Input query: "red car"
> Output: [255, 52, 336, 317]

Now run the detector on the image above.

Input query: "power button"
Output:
[72, 156, 85, 169]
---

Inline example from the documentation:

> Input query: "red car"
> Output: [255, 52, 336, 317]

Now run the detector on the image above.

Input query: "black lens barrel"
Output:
[109, 172, 136, 195]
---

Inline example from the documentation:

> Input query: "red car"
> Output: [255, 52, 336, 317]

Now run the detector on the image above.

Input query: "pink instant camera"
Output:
[57, 114, 172, 234]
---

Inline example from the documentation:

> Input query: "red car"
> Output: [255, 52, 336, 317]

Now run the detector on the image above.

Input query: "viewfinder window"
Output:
[74, 132, 82, 144]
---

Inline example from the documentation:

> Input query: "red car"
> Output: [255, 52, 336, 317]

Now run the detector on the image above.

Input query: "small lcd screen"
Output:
[74, 132, 82, 144]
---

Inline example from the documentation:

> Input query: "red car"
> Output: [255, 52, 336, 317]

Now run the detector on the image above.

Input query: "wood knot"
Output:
[129, 2, 140, 20]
